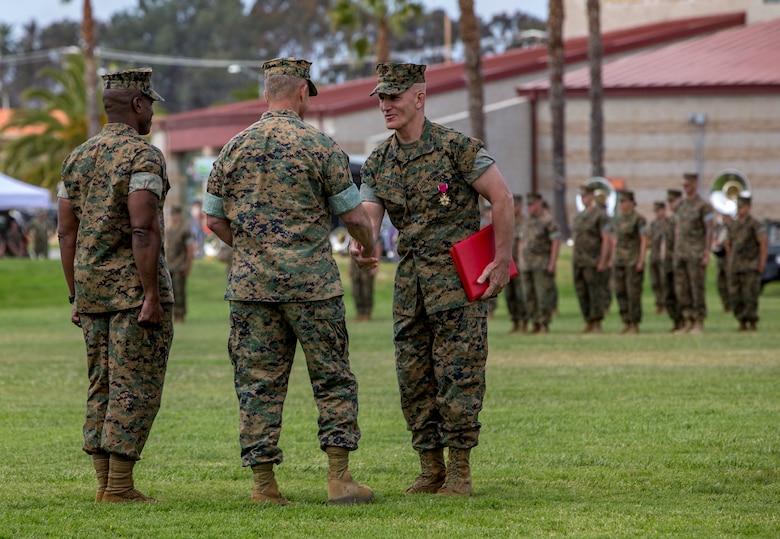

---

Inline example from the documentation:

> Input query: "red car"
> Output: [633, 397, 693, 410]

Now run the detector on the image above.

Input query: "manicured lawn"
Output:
[1, 250, 778, 538]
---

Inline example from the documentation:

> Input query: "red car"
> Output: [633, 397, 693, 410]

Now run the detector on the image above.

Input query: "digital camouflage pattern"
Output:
[102, 67, 164, 101]
[229, 298, 360, 466]
[505, 218, 527, 323]
[370, 62, 426, 96]
[675, 195, 714, 261]
[727, 216, 765, 273]
[571, 205, 611, 322]
[519, 212, 560, 270]
[726, 215, 765, 324]
[361, 119, 490, 316]
[60, 121, 173, 461]
[647, 213, 666, 308]
[395, 298, 487, 451]
[80, 305, 173, 460]
[613, 209, 648, 326]
[519, 211, 560, 328]
[572, 205, 610, 268]
[60, 122, 173, 313]
[207, 109, 356, 302]
[674, 195, 713, 321]
[262, 57, 318, 96]
[360, 118, 491, 451]
[613, 210, 647, 267]
[165, 220, 194, 320]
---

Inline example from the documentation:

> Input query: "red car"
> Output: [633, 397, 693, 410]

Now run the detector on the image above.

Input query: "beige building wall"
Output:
[563, 0, 780, 38]
[533, 94, 780, 221]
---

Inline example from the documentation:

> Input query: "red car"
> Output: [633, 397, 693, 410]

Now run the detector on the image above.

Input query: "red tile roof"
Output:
[518, 14, 778, 98]
[157, 12, 746, 152]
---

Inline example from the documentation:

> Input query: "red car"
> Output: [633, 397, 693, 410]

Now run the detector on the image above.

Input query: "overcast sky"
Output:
[2, 0, 547, 37]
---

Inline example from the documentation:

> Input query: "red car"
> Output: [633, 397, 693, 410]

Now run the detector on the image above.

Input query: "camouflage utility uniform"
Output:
[361, 119, 493, 452]
[613, 209, 647, 327]
[519, 210, 561, 330]
[60, 122, 174, 460]
[661, 212, 682, 326]
[165, 218, 194, 321]
[504, 217, 527, 328]
[205, 109, 363, 467]
[647, 213, 666, 311]
[674, 196, 714, 322]
[726, 215, 766, 326]
[571, 204, 610, 325]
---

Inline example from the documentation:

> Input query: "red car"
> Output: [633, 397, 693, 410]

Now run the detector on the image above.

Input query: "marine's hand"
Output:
[138, 297, 163, 327]
[477, 260, 511, 300]
[349, 239, 379, 271]
[71, 304, 81, 327]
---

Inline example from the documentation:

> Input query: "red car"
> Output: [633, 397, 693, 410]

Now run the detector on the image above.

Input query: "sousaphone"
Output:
[575, 176, 617, 217]
[709, 169, 749, 217]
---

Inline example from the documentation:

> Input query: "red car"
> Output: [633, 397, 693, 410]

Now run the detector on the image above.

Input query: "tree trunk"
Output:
[587, 0, 604, 178]
[82, 0, 100, 137]
[548, 0, 569, 237]
[457, 0, 486, 144]
[375, 18, 390, 63]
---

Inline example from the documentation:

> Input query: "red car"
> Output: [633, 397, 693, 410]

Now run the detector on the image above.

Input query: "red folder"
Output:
[450, 224, 518, 302]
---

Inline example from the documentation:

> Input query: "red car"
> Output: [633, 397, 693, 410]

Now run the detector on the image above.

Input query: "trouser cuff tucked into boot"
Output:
[437, 447, 472, 496]
[92, 452, 110, 503]
[405, 448, 446, 494]
[326, 447, 374, 504]
[102, 455, 157, 503]
[251, 463, 290, 505]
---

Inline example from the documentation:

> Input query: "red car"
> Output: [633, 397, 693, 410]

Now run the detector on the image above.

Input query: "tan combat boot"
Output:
[437, 448, 472, 496]
[406, 448, 446, 494]
[326, 447, 374, 504]
[102, 456, 156, 503]
[581, 321, 593, 334]
[674, 319, 693, 334]
[251, 463, 290, 505]
[92, 452, 109, 503]
[688, 318, 704, 334]
[590, 320, 602, 333]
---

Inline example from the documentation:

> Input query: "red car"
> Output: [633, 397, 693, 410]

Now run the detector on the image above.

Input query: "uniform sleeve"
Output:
[462, 148, 496, 184]
[129, 147, 166, 198]
[329, 183, 361, 215]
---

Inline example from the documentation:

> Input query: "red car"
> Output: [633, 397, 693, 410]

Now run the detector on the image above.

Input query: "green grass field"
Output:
[1, 249, 778, 538]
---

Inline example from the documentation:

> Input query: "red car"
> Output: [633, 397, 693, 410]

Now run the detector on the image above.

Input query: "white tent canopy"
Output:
[0, 172, 52, 210]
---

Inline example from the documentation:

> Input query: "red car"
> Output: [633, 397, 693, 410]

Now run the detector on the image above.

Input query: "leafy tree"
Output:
[0, 53, 93, 190]
[102, 0, 258, 113]
[329, 0, 423, 63]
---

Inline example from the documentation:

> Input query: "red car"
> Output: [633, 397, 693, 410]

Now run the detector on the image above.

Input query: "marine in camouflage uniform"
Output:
[25, 210, 50, 259]
[663, 189, 684, 330]
[505, 195, 528, 333]
[725, 194, 767, 331]
[611, 191, 648, 333]
[674, 173, 714, 333]
[354, 62, 514, 497]
[712, 214, 732, 312]
[165, 206, 195, 323]
[647, 201, 667, 313]
[519, 193, 561, 333]
[571, 184, 611, 333]
[204, 58, 375, 505]
[58, 68, 173, 503]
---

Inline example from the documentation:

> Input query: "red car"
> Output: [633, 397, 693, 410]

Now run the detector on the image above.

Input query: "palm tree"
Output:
[457, 0, 485, 144]
[548, 0, 569, 237]
[0, 53, 91, 190]
[587, 0, 604, 178]
[63, 0, 99, 137]
[330, 0, 423, 63]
